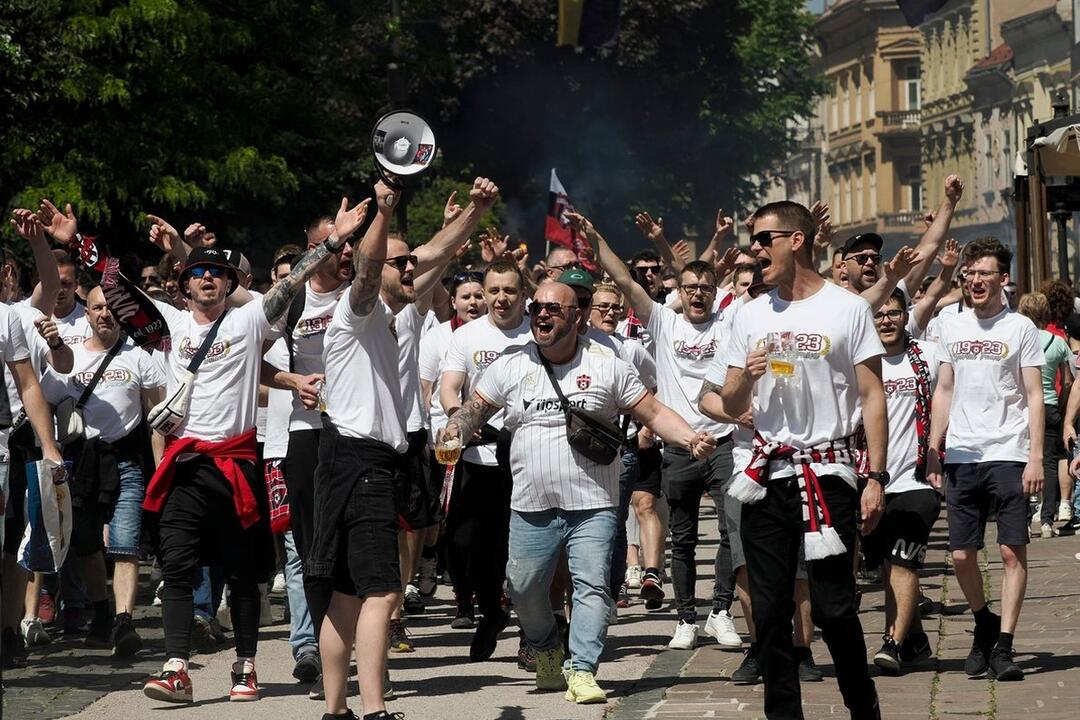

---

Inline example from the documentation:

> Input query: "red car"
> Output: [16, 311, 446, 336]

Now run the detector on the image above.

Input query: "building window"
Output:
[904, 65, 921, 111]
[843, 171, 852, 224]
[868, 162, 877, 217]
[854, 173, 863, 221]
[842, 79, 850, 128]
[831, 79, 839, 131]
[854, 76, 863, 124]
[906, 164, 922, 212]
[868, 66, 875, 117]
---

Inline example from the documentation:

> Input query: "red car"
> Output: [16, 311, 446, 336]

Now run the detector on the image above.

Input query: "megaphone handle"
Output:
[385, 192, 395, 208]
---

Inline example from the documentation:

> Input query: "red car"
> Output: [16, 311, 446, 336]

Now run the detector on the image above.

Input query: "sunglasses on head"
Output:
[385, 254, 418, 271]
[528, 301, 577, 317]
[452, 270, 484, 287]
[189, 265, 227, 279]
[749, 230, 798, 247]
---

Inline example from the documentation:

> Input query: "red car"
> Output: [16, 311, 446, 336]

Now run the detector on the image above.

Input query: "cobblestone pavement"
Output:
[5, 504, 1080, 719]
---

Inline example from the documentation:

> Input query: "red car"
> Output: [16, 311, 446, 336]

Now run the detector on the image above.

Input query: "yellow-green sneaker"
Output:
[564, 670, 607, 704]
[535, 647, 567, 690]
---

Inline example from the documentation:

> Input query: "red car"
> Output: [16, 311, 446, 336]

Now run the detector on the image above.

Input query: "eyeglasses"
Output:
[385, 254, 418, 271]
[592, 303, 625, 315]
[962, 269, 1002, 281]
[680, 283, 716, 295]
[549, 261, 583, 272]
[750, 230, 798, 247]
[632, 264, 662, 276]
[872, 309, 904, 322]
[845, 252, 882, 266]
[142, 274, 161, 284]
[528, 301, 577, 317]
[189, 266, 227, 279]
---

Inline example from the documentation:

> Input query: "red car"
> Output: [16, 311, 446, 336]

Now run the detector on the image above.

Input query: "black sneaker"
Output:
[731, 650, 763, 684]
[112, 613, 143, 657]
[292, 647, 321, 683]
[308, 673, 325, 701]
[964, 613, 1000, 677]
[918, 594, 935, 617]
[85, 614, 113, 649]
[1, 627, 28, 669]
[517, 636, 537, 671]
[901, 631, 932, 664]
[644, 597, 663, 611]
[469, 609, 509, 662]
[403, 584, 425, 615]
[873, 636, 901, 675]
[320, 711, 358, 720]
[451, 611, 476, 629]
[798, 655, 824, 682]
[988, 647, 1023, 681]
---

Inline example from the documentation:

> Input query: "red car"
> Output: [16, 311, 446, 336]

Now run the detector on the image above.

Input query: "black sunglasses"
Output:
[632, 264, 662, 276]
[385, 254, 418, 271]
[451, 270, 484, 291]
[528, 301, 577, 317]
[845, 252, 882, 266]
[750, 230, 798, 247]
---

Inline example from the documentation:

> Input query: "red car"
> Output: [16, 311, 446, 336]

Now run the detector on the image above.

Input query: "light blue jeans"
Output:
[283, 530, 316, 656]
[507, 507, 616, 674]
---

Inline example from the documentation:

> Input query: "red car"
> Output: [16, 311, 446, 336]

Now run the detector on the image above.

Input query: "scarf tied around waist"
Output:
[727, 431, 866, 561]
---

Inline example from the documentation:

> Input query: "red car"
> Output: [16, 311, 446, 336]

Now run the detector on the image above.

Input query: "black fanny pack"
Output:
[538, 352, 623, 465]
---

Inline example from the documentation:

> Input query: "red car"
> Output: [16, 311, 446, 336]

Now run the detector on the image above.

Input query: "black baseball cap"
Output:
[180, 247, 240, 296]
[840, 233, 883, 257]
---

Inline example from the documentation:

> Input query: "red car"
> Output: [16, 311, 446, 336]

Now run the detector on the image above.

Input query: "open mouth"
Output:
[969, 284, 988, 302]
[535, 318, 555, 339]
[689, 299, 706, 312]
[758, 257, 772, 271]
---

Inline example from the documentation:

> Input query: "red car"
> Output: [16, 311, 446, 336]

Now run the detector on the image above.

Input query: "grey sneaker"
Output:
[731, 650, 762, 684]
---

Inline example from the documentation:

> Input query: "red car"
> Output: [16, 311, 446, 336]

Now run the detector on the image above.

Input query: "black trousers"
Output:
[1040, 404, 1063, 524]
[157, 458, 272, 660]
[742, 475, 879, 720]
[445, 461, 512, 618]
[285, 428, 331, 640]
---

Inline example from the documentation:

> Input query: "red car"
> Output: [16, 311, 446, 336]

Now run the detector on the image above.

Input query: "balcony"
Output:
[875, 110, 922, 136]
[881, 211, 925, 229]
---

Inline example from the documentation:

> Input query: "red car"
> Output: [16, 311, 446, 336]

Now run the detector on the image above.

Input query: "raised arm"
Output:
[566, 212, 655, 324]
[904, 175, 963, 292]
[12, 206, 60, 316]
[697, 209, 736, 267]
[910, 238, 959, 332]
[633, 212, 682, 272]
[347, 182, 395, 317]
[860, 246, 917, 313]
[34, 317, 73, 373]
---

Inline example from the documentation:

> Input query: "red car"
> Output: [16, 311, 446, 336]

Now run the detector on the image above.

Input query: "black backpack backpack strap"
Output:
[284, 288, 307, 373]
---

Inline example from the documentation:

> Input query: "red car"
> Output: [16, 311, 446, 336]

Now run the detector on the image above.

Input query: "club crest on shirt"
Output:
[473, 349, 502, 369]
[672, 338, 716, 361]
[178, 335, 231, 363]
[296, 314, 333, 338]
[949, 339, 1008, 360]
[576, 374, 592, 390]
[883, 375, 917, 397]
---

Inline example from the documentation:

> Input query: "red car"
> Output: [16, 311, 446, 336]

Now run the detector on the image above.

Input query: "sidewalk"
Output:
[613, 521, 1080, 720]
[5, 502, 1080, 719]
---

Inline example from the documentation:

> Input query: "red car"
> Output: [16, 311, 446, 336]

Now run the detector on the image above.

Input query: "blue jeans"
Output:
[283, 530, 316, 656]
[193, 566, 225, 621]
[609, 448, 638, 597]
[507, 507, 616, 674]
[106, 460, 145, 557]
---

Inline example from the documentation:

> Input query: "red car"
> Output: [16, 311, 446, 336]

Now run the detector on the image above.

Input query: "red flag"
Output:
[545, 169, 597, 271]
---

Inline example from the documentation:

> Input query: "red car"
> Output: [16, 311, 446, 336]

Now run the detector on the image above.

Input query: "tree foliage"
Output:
[2, 0, 821, 270]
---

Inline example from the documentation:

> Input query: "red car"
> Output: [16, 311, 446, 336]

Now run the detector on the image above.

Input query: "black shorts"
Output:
[863, 487, 941, 570]
[333, 466, 402, 598]
[399, 429, 436, 531]
[3, 431, 41, 556]
[633, 444, 662, 496]
[945, 462, 1029, 549]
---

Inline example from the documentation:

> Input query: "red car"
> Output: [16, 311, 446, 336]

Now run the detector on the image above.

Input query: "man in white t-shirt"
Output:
[927, 238, 1045, 683]
[439, 259, 532, 660]
[581, 213, 741, 651]
[712, 200, 887, 719]
[39, 286, 165, 658]
[304, 181, 408, 720]
[861, 289, 941, 676]
[141, 196, 371, 705]
[439, 282, 715, 705]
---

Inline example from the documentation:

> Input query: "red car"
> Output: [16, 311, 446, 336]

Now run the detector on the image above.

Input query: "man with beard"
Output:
[379, 178, 501, 652]
[839, 175, 963, 312]
[617, 250, 664, 342]
[438, 282, 715, 704]
[928, 238, 1045, 682]
[141, 194, 371, 704]
[575, 212, 742, 651]
[39, 286, 166, 656]
[713, 200, 887, 719]
[440, 259, 531, 661]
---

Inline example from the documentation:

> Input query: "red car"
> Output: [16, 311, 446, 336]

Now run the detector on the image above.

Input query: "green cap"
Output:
[557, 267, 595, 294]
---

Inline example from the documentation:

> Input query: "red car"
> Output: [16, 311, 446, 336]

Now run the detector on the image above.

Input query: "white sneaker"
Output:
[270, 572, 286, 595]
[1059, 501, 1073, 523]
[625, 565, 643, 589]
[703, 609, 742, 648]
[1041, 522, 1054, 539]
[20, 617, 51, 646]
[153, 580, 164, 607]
[667, 620, 698, 650]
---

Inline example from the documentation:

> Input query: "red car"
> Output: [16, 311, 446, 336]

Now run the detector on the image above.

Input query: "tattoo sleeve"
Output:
[698, 379, 722, 405]
[447, 392, 499, 440]
[262, 242, 337, 323]
[349, 253, 383, 317]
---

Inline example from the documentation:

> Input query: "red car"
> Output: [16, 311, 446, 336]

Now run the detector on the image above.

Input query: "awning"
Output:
[1032, 124, 1080, 177]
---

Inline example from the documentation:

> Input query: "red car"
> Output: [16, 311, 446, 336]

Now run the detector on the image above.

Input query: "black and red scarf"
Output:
[905, 337, 933, 483]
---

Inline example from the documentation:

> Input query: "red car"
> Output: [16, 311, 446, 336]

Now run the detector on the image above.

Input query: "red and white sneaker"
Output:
[229, 660, 260, 702]
[144, 661, 194, 703]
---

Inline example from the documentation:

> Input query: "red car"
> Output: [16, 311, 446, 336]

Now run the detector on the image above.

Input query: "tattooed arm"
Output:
[349, 182, 395, 317]
[257, 195, 373, 323]
[698, 378, 752, 425]
[438, 391, 500, 446]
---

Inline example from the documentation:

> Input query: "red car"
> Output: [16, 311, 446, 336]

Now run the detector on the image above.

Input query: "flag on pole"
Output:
[557, 0, 621, 49]
[895, 0, 948, 26]
[545, 169, 597, 272]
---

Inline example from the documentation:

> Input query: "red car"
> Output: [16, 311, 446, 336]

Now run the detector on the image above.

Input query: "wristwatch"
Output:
[866, 471, 890, 484]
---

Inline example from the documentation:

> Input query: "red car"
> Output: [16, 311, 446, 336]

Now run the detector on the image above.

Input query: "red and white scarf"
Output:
[728, 431, 867, 560]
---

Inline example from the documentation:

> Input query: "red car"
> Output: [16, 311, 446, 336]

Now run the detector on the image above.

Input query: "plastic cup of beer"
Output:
[766, 331, 795, 377]
[435, 436, 462, 466]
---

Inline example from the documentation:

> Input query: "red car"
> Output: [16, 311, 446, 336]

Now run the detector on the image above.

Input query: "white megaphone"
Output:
[371, 110, 437, 207]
